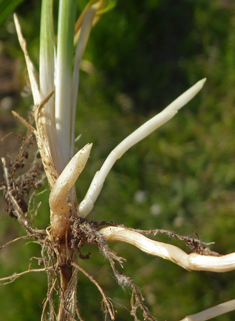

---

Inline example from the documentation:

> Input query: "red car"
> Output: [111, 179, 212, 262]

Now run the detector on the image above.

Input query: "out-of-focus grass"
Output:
[0, 0, 24, 27]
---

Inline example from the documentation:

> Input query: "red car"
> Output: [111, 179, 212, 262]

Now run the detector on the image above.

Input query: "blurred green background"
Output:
[1, 0, 235, 320]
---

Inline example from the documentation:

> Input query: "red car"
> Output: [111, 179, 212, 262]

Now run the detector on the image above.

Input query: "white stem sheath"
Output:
[78, 79, 206, 217]
[49, 143, 92, 213]
[100, 226, 235, 272]
[180, 299, 235, 321]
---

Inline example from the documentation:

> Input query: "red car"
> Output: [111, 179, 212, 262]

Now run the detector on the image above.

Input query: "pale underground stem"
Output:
[49, 143, 92, 213]
[78, 79, 206, 217]
[100, 226, 235, 272]
[180, 299, 235, 321]
[50, 144, 92, 239]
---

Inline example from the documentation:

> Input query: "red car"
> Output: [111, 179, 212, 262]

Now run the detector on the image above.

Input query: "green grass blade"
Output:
[0, 0, 24, 26]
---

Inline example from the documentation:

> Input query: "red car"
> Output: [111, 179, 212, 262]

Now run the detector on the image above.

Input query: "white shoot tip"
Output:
[198, 77, 206, 88]
[49, 143, 93, 213]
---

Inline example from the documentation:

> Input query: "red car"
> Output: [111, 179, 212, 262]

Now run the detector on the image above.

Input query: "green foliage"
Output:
[0, 0, 24, 27]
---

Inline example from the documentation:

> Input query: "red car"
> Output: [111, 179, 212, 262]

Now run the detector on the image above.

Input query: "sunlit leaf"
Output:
[74, 0, 116, 41]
